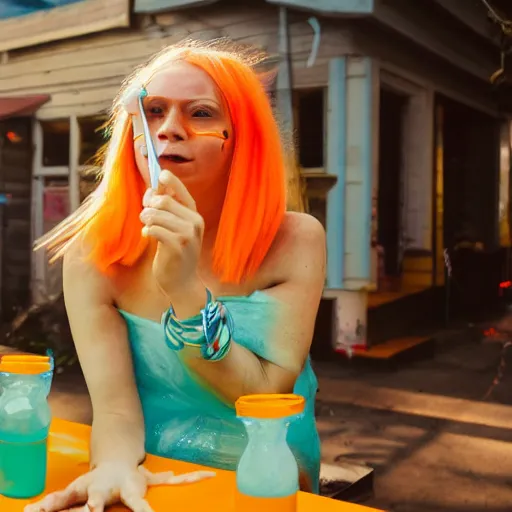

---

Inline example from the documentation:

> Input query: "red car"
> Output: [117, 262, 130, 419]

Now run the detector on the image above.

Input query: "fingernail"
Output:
[142, 188, 152, 207]
[141, 226, 149, 237]
[139, 208, 150, 222]
[159, 170, 172, 183]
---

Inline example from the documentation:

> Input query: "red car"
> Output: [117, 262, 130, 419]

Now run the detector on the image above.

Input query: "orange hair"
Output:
[37, 40, 287, 284]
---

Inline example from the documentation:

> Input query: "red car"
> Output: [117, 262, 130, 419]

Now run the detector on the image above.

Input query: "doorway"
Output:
[377, 87, 408, 278]
[435, 94, 502, 316]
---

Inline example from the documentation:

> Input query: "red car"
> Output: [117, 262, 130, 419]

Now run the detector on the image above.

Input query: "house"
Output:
[0, 0, 511, 357]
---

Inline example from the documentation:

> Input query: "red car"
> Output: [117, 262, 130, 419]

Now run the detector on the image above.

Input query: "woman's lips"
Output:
[158, 154, 193, 164]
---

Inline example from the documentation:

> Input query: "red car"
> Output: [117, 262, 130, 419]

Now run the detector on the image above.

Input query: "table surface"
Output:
[0, 418, 380, 512]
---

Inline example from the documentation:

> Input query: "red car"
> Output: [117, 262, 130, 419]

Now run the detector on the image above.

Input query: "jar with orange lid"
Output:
[234, 393, 305, 512]
[0, 355, 53, 498]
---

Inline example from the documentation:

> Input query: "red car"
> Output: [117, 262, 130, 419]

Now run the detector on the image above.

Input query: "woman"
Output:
[28, 39, 325, 512]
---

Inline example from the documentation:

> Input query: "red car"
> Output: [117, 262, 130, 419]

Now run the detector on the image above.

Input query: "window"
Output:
[294, 88, 325, 169]
[79, 168, 100, 203]
[78, 116, 107, 203]
[79, 116, 108, 166]
[41, 120, 69, 167]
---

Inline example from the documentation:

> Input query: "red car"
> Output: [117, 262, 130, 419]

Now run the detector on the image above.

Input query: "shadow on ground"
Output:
[314, 317, 512, 511]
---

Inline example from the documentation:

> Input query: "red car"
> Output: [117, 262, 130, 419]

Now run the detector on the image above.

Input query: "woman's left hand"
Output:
[140, 170, 204, 297]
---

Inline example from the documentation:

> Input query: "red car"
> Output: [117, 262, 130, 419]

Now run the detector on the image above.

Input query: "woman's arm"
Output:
[171, 214, 326, 403]
[63, 247, 145, 469]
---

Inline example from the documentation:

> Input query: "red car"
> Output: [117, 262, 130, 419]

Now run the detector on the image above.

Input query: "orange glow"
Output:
[6, 131, 22, 143]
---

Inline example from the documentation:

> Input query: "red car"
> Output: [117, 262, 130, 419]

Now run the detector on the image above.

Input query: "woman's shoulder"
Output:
[277, 211, 326, 251]
[62, 239, 115, 300]
[260, 212, 326, 286]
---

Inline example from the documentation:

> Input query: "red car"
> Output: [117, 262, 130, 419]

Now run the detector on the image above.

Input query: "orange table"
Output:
[0, 418, 380, 512]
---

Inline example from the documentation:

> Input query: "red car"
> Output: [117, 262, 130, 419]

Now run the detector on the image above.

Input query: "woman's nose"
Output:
[157, 108, 187, 142]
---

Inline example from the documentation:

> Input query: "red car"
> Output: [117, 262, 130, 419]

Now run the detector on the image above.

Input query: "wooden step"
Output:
[319, 462, 374, 503]
[352, 336, 431, 360]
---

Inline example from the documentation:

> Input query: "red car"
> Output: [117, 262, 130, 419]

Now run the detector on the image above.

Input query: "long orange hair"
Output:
[37, 40, 287, 284]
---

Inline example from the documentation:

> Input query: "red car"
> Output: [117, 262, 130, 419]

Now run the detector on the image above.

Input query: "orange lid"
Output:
[235, 394, 305, 419]
[1, 354, 50, 363]
[0, 360, 52, 375]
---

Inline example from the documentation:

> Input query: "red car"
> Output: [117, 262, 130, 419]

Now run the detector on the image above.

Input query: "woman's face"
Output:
[132, 61, 233, 198]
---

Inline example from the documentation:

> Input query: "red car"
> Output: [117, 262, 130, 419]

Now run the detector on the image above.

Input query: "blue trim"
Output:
[326, 57, 347, 289]
[133, 0, 374, 15]
[361, 57, 373, 282]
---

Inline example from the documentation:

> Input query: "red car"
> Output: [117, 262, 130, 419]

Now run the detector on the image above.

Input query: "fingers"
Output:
[157, 170, 196, 211]
[85, 484, 112, 512]
[24, 485, 86, 512]
[147, 191, 201, 223]
[141, 225, 184, 248]
[148, 470, 216, 486]
[142, 188, 154, 208]
[140, 195, 204, 243]
[119, 491, 155, 512]
[165, 470, 216, 485]
[140, 207, 190, 235]
[144, 470, 175, 486]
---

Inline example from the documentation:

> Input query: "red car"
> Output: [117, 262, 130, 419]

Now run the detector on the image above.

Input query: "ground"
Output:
[315, 319, 512, 512]
[2, 314, 512, 511]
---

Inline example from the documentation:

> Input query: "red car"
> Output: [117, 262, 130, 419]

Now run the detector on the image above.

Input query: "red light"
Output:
[499, 281, 511, 289]
[6, 131, 22, 143]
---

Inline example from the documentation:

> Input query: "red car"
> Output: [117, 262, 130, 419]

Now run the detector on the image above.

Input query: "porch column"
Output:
[69, 115, 81, 212]
[400, 88, 435, 289]
[325, 56, 378, 353]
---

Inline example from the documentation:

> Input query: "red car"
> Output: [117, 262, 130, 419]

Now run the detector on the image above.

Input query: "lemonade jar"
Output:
[234, 394, 305, 512]
[0, 356, 53, 498]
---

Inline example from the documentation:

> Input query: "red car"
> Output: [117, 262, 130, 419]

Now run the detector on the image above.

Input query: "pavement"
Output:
[315, 320, 512, 512]
[2, 317, 512, 511]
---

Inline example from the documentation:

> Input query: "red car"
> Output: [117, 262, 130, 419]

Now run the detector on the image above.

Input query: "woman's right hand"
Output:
[24, 462, 215, 512]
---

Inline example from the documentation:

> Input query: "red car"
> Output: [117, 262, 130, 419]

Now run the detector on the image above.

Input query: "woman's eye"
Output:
[148, 105, 164, 115]
[192, 109, 212, 118]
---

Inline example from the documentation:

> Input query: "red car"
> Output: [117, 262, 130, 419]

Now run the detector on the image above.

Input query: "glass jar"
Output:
[0, 357, 53, 498]
[234, 394, 305, 512]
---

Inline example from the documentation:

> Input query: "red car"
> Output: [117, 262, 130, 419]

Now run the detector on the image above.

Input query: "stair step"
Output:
[319, 462, 374, 503]
[353, 336, 431, 359]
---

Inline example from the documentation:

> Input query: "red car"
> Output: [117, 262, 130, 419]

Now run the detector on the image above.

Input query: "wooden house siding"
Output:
[0, 4, 352, 120]
[0, 0, 130, 53]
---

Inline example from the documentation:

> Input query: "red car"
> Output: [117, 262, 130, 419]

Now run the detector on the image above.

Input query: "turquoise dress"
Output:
[119, 291, 321, 492]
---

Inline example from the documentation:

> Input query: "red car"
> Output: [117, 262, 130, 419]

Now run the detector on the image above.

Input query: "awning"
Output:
[0, 95, 50, 121]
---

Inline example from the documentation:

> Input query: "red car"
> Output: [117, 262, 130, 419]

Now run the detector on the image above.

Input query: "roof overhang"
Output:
[0, 95, 50, 121]
[134, 0, 374, 15]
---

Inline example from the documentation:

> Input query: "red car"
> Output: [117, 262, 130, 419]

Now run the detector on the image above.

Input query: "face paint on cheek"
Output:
[187, 128, 230, 151]
[222, 130, 229, 152]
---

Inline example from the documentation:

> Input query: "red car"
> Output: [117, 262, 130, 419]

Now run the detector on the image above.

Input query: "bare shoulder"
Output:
[279, 211, 326, 246]
[266, 212, 326, 284]
[63, 238, 113, 304]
